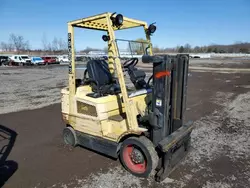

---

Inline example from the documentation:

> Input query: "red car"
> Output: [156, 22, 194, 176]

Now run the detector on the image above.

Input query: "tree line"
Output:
[1, 34, 30, 52]
[80, 40, 250, 55]
[1, 34, 249, 54]
[0, 33, 67, 54]
[157, 42, 250, 54]
[124, 38, 250, 54]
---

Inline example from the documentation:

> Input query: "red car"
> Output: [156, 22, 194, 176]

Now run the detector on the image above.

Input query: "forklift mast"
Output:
[142, 54, 189, 145]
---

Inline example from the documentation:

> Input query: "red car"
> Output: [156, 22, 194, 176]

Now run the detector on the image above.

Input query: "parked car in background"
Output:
[57, 55, 69, 63]
[9, 55, 32, 66]
[31, 57, 45, 65]
[0, 55, 10, 66]
[41, 56, 57, 65]
[75, 56, 84, 62]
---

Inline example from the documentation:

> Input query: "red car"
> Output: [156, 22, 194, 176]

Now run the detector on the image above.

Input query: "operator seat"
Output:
[84, 59, 121, 97]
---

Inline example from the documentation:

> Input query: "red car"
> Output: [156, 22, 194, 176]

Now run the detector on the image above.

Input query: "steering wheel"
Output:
[122, 58, 139, 71]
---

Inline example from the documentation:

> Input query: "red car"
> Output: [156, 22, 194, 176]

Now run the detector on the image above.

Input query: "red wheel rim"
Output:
[122, 144, 147, 173]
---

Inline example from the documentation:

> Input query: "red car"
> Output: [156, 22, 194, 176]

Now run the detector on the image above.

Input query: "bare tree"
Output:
[9, 33, 29, 52]
[184, 43, 191, 53]
[178, 46, 184, 53]
[193, 46, 201, 53]
[7, 42, 14, 51]
[0, 42, 8, 51]
[51, 37, 59, 51]
[47, 43, 52, 52]
[42, 33, 49, 51]
[58, 38, 67, 51]
[24, 41, 30, 51]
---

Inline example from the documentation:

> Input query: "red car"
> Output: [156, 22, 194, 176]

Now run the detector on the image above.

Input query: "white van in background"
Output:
[57, 55, 69, 63]
[9, 55, 32, 65]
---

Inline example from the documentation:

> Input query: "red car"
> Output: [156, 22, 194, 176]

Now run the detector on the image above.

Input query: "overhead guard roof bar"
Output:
[68, 12, 147, 31]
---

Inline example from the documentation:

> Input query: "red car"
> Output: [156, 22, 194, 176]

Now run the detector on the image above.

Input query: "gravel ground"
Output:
[0, 65, 152, 114]
[1, 58, 249, 115]
[47, 91, 250, 188]
[0, 58, 250, 188]
[0, 66, 67, 114]
[186, 58, 250, 68]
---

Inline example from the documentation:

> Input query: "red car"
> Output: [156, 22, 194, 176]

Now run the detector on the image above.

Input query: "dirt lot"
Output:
[0, 58, 250, 188]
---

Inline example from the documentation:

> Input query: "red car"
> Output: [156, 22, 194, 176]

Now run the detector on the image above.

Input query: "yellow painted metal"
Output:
[75, 23, 108, 31]
[144, 24, 153, 56]
[105, 13, 139, 130]
[63, 12, 154, 142]
[68, 12, 147, 31]
[61, 85, 150, 142]
[68, 24, 76, 127]
[68, 13, 107, 26]
[105, 13, 116, 74]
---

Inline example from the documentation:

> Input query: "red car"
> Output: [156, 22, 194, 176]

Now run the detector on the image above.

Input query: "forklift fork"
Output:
[156, 121, 193, 181]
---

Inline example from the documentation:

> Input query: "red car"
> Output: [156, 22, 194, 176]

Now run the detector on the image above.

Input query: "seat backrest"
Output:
[87, 59, 113, 87]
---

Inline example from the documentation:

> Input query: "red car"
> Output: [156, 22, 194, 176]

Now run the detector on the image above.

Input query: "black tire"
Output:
[184, 134, 191, 151]
[63, 127, 77, 147]
[119, 136, 159, 178]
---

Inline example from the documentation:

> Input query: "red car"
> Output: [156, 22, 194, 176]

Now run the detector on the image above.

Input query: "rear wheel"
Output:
[63, 127, 77, 147]
[119, 136, 159, 178]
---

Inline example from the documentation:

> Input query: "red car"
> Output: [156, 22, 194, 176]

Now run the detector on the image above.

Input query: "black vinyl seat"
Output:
[84, 60, 121, 97]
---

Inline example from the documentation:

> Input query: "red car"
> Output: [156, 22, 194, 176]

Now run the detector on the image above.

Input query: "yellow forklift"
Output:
[61, 12, 194, 181]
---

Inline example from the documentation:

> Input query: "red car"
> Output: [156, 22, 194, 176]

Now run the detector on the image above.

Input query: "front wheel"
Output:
[119, 136, 159, 178]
